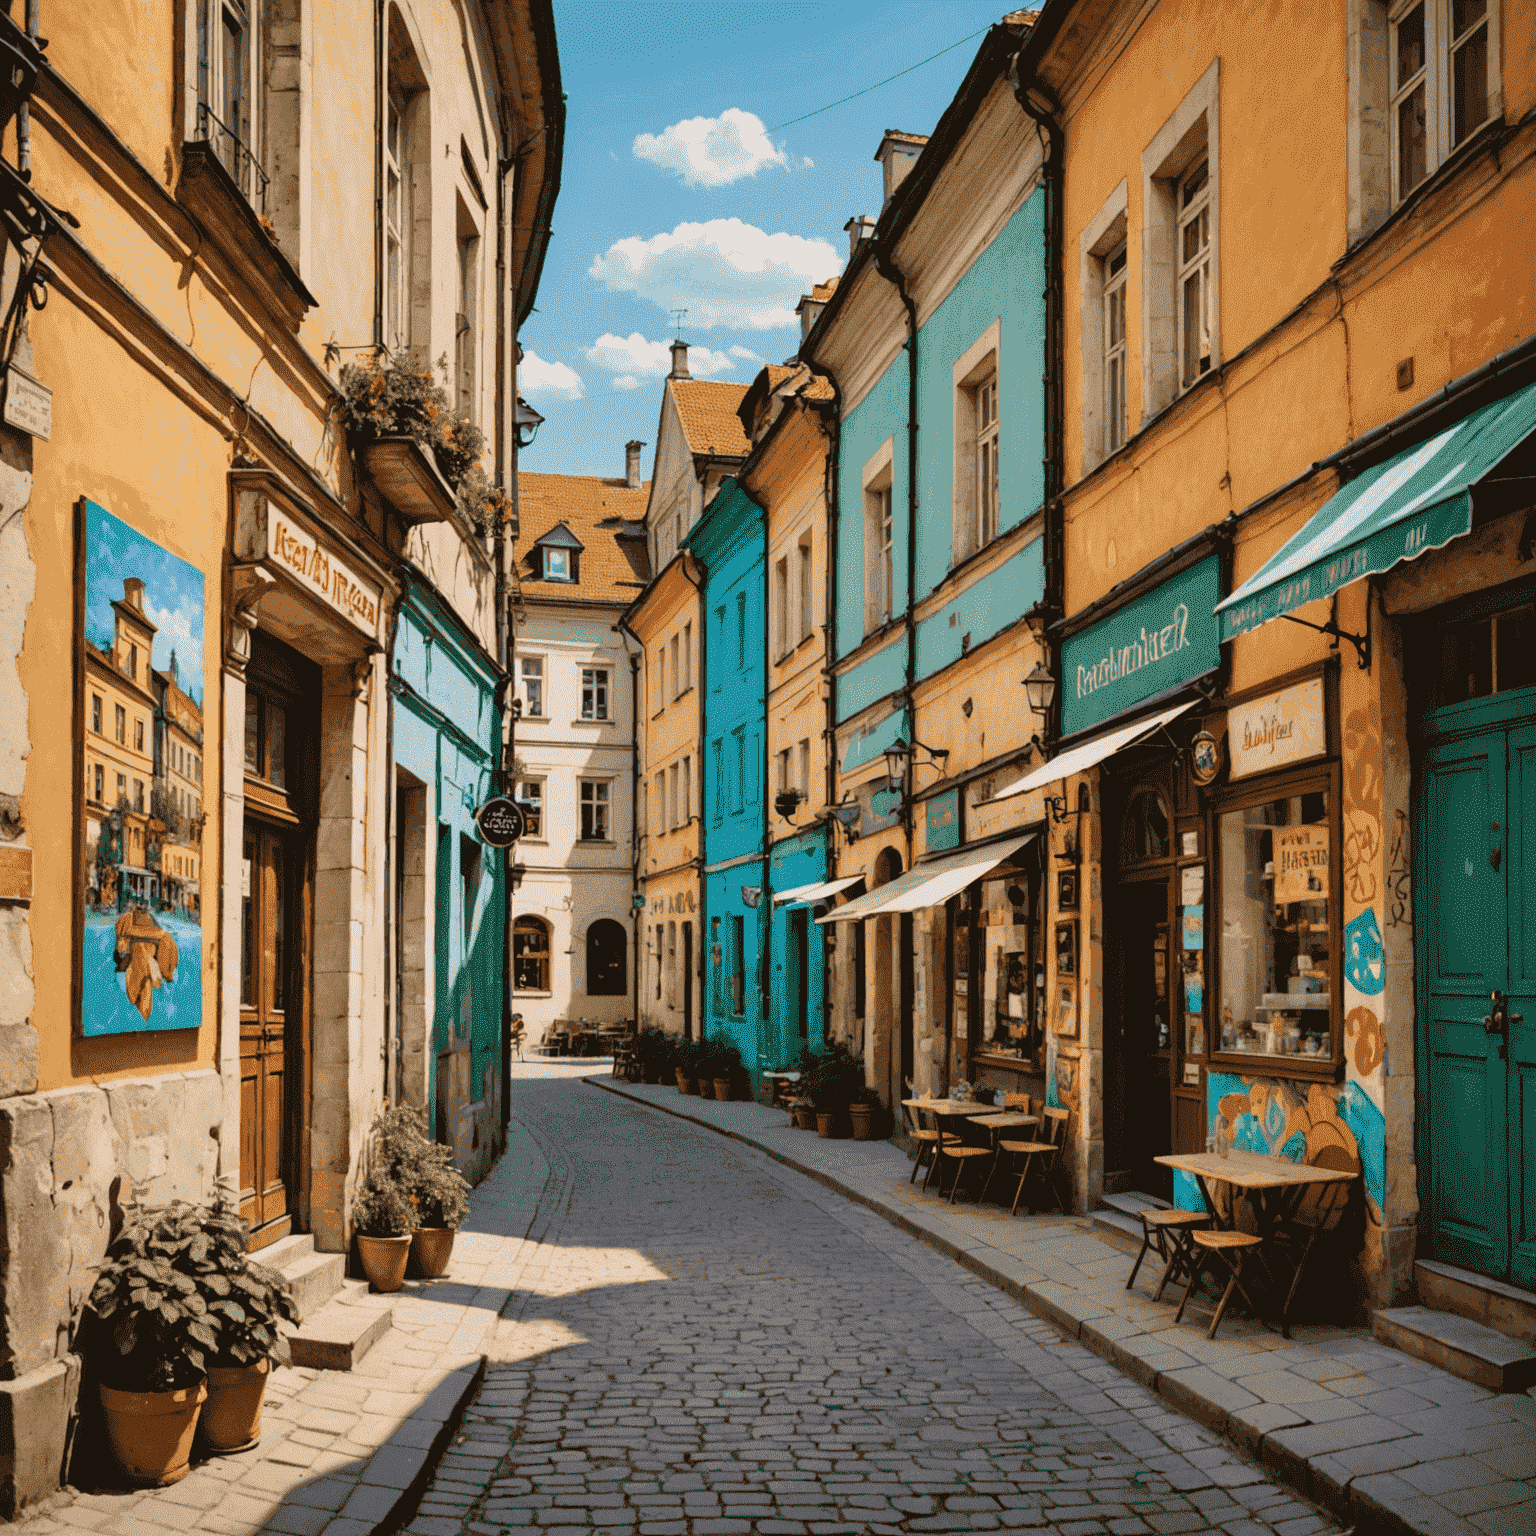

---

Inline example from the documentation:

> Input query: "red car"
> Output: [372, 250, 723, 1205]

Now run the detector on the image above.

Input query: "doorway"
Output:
[792, 908, 810, 1046]
[1417, 593, 1536, 1287]
[681, 922, 693, 1041]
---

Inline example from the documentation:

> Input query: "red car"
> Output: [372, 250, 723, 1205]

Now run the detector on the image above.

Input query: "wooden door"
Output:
[1108, 877, 1173, 1196]
[240, 821, 302, 1247]
[1506, 724, 1536, 1289]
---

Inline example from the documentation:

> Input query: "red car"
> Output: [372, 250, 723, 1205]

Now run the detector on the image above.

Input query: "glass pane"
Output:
[1182, 216, 1203, 265]
[244, 691, 261, 775]
[1182, 270, 1204, 382]
[1496, 605, 1536, 693]
[1398, 85, 1428, 193]
[1396, 4, 1425, 84]
[267, 702, 286, 789]
[1181, 160, 1208, 207]
[1452, 26, 1488, 146]
[1453, 0, 1487, 38]
[1431, 616, 1492, 705]
[241, 837, 254, 1008]
[1218, 793, 1333, 1062]
[271, 840, 285, 1014]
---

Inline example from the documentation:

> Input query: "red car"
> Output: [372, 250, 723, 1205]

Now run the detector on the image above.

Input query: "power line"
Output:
[766, 26, 992, 133]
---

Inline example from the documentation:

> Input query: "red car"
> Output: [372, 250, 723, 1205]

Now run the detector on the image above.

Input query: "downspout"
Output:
[873, 243, 918, 867]
[1010, 68, 1066, 668]
[617, 612, 643, 1032]
[759, 498, 771, 1078]
[494, 144, 512, 1141]
[681, 551, 706, 1041]
[373, 0, 384, 349]
[17, 0, 37, 177]
[812, 384, 842, 1046]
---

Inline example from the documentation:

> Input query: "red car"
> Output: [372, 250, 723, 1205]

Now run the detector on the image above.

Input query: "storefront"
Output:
[766, 827, 831, 1066]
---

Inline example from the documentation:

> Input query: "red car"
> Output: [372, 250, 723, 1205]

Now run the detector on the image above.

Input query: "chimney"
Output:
[796, 293, 823, 349]
[875, 130, 928, 210]
[625, 440, 645, 490]
[669, 339, 690, 379]
[123, 577, 145, 612]
[843, 215, 876, 262]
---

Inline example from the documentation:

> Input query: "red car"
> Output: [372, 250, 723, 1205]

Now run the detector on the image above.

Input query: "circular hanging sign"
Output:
[1189, 729, 1223, 786]
[474, 796, 525, 848]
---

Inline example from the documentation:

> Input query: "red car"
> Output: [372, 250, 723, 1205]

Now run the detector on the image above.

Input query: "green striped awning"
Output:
[1216, 378, 1536, 640]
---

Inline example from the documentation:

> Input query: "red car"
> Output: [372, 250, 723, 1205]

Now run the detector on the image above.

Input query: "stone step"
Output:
[1416, 1258, 1536, 1344]
[1100, 1191, 1172, 1217]
[1372, 1304, 1536, 1393]
[285, 1280, 394, 1371]
[1089, 1208, 1146, 1255]
[258, 1233, 347, 1322]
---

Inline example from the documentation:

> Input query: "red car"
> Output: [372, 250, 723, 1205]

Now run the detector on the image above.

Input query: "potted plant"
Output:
[676, 1040, 705, 1095]
[707, 1039, 745, 1102]
[848, 1085, 882, 1141]
[83, 1201, 220, 1486]
[351, 1169, 414, 1292]
[635, 1027, 674, 1085]
[407, 1147, 470, 1279]
[803, 1040, 866, 1139]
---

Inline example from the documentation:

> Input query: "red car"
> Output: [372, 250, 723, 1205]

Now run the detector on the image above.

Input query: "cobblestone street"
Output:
[409, 1070, 1338, 1536]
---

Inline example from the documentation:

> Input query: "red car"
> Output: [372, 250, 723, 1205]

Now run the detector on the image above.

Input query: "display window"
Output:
[1211, 765, 1341, 1076]
[960, 845, 1046, 1072]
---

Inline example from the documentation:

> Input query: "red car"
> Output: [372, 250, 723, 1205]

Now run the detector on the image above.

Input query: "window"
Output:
[655, 924, 664, 1000]
[516, 780, 543, 839]
[580, 780, 610, 841]
[135, 718, 145, 754]
[1104, 245, 1128, 455]
[798, 535, 813, 645]
[1216, 784, 1337, 1067]
[93, 764, 103, 803]
[513, 915, 551, 992]
[654, 771, 667, 833]
[730, 729, 746, 814]
[776, 747, 791, 794]
[586, 919, 627, 996]
[735, 593, 747, 671]
[545, 548, 571, 581]
[1391, 0, 1494, 202]
[460, 835, 483, 965]
[112, 704, 125, 745]
[455, 200, 479, 420]
[774, 555, 790, 656]
[133, 779, 144, 812]
[655, 653, 665, 714]
[581, 668, 609, 721]
[712, 738, 724, 821]
[680, 757, 691, 822]
[1177, 160, 1212, 390]
[1418, 596, 1536, 705]
[385, 86, 407, 348]
[116, 772, 127, 803]
[865, 481, 893, 635]
[670, 635, 680, 699]
[669, 763, 679, 829]
[729, 914, 747, 1016]
[681, 623, 692, 692]
[91, 693, 102, 734]
[797, 738, 811, 797]
[520, 657, 544, 718]
[973, 374, 1000, 550]
[243, 690, 287, 788]
[195, 0, 259, 204]
[666, 921, 677, 1007]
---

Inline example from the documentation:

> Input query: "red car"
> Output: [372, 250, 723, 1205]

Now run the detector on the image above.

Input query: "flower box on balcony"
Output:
[360, 436, 458, 527]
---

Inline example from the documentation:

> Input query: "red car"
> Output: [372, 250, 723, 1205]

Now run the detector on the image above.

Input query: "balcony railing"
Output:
[196, 100, 267, 213]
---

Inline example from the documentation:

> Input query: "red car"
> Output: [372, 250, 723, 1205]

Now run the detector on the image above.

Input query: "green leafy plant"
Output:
[361, 1105, 470, 1229]
[702, 1037, 744, 1080]
[351, 1170, 414, 1237]
[801, 1040, 867, 1111]
[675, 1040, 709, 1079]
[634, 1027, 676, 1080]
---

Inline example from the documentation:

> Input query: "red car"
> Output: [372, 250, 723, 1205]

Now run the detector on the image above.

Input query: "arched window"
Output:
[513, 915, 550, 992]
[586, 919, 627, 996]
[1121, 787, 1172, 865]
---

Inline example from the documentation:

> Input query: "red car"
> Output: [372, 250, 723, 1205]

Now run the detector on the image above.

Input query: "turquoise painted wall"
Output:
[767, 829, 827, 1068]
[835, 637, 907, 726]
[914, 537, 1045, 677]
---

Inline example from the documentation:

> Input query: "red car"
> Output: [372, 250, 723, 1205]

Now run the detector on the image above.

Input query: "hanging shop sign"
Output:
[473, 796, 525, 848]
[1228, 677, 1326, 781]
[1060, 554, 1223, 737]
[1190, 729, 1223, 785]
[925, 788, 960, 854]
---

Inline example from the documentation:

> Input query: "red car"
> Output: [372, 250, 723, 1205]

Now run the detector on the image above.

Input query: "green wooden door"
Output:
[1421, 720, 1536, 1286]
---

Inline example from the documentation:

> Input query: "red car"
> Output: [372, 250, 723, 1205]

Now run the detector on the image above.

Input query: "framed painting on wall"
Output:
[75, 498, 206, 1036]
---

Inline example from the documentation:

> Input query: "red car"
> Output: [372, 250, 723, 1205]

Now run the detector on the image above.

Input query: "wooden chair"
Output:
[979, 1096, 1031, 1203]
[1175, 1230, 1266, 1339]
[1126, 1208, 1213, 1298]
[901, 1078, 958, 1188]
[938, 1138, 993, 1205]
[998, 1105, 1070, 1215]
[509, 1015, 525, 1062]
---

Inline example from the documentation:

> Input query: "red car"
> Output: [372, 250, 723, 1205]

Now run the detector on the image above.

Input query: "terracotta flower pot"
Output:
[356, 1232, 412, 1292]
[849, 1104, 876, 1141]
[816, 1110, 843, 1139]
[675, 1069, 689, 1093]
[712, 1077, 734, 1102]
[697, 1077, 715, 1100]
[410, 1225, 456, 1278]
[99, 1379, 207, 1486]
[203, 1358, 269, 1455]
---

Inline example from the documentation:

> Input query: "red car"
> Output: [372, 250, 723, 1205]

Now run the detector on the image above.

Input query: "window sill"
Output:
[513, 989, 554, 999]
[577, 840, 618, 849]
[1208, 1049, 1343, 1083]
[520, 713, 547, 723]
[573, 718, 615, 727]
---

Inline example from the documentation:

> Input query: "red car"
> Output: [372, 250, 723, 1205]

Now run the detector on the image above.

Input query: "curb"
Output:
[371, 1356, 488, 1536]
[588, 1074, 1417, 1536]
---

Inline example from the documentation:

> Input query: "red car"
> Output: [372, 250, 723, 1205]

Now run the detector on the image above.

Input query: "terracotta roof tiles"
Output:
[515, 473, 652, 604]
[671, 378, 750, 458]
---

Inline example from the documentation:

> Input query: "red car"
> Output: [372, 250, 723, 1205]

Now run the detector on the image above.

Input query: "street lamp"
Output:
[514, 396, 544, 449]
[883, 736, 949, 796]
[1023, 660, 1057, 716]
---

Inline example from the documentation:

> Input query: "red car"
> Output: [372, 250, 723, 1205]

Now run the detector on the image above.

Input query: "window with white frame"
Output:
[516, 779, 543, 839]
[545, 547, 572, 581]
[669, 635, 679, 699]
[385, 86, 408, 349]
[1390, 0, 1494, 203]
[519, 656, 544, 718]
[797, 534, 813, 645]
[864, 480, 893, 635]
[776, 747, 791, 793]
[774, 555, 790, 657]
[579, 780, 610, 841]
[973, 373, 1000, 550]
[669, 763, 679, 829]
[195, 0, 261, 206]
[581, 667, 609, 721]
[681, 623, 692, 692]
[1104, 244, 1128, 455]
[455, 198, 480, 421]
[1177, 161, 1212, 391]
[654, 771, 667, 832]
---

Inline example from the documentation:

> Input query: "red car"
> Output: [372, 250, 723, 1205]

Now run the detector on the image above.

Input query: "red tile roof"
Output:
[671, 379, 750, 458]
[515, 473, 652, 604]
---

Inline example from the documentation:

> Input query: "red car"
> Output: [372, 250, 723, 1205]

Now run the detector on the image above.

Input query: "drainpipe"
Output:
[617, 615, 643, 1032]
[811, 382, 842, 1046]
[493, 142, 512, 1140]
[681, 550, 707, 1042]
[1010, 67, 1066, 658]
[872, 244, 919, 868]
[759, 498, 772, 1078]
[373, 0, 384, 349]
[17, 1, 37, 178]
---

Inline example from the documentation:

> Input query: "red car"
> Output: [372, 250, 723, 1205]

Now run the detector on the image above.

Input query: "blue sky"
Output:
[520, 1, 1017, 478]
[85, 501, 205, 706]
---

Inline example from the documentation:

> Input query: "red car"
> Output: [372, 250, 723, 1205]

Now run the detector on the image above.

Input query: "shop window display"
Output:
[1217, 789, 1333, 1062]
[970, 860, 1045, 1066]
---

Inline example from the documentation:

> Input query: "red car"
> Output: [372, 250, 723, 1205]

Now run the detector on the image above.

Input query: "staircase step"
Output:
[1416, 1259, 1536, 1344]
[257, 1234, 348, 1322]
[1373, 1305, 1536, 1393]
[286, 1281, 394, 1371]
[1100, 1191, 1172, 1217]
[1089, 1209, 1146, 1255]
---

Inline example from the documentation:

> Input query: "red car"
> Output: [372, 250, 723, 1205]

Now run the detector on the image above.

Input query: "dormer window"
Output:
[532, 520, 584, 584]
[545, 548, 571, 581]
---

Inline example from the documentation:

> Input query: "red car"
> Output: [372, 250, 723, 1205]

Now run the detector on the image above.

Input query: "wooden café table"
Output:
[902, 1100, 1001, 1195]
[1154, 1149, 1357, 1337]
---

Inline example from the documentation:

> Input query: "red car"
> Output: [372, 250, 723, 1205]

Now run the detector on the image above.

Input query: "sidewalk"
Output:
[16, 1113, 566, 1536]
[589, 1074, 1536, 1536]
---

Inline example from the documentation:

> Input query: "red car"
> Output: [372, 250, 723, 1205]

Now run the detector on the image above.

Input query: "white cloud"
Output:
[144, 595, 204, 704]
[729, 345, 763, 361]
[588, 219, 842, 332]
[585, 333, 735, 391]
[633, 108, 787, 188]
[519, 350, 584, 401]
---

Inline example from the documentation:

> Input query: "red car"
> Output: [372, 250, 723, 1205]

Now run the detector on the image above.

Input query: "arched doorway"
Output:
[586, 919, 627, 996]
[867, 846, 909, 1110]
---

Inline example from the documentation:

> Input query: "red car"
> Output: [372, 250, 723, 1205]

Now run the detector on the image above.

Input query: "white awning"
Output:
[987, 699, 1199, 803]
[773, 875, 864, 908]
[816, 835, 1035, 925]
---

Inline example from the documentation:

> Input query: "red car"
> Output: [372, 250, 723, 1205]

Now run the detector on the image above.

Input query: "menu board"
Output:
[1275, 825, 1330, 904]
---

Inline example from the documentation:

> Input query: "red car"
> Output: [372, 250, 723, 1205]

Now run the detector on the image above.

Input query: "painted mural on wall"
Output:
[78, 500, 205, 1035]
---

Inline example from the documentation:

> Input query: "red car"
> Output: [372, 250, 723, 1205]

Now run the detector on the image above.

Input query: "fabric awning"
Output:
[987, 700, 1199, 803]
[772, 876, 864, 908]
[816, 835, 1034, 925]
[1216, 377, 1536, 639]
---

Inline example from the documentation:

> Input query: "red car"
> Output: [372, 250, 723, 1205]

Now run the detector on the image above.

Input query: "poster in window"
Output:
[1274, 825, 1330, 904]
[1054, 920, 1077, 979]
[76, 500, 206, 1036]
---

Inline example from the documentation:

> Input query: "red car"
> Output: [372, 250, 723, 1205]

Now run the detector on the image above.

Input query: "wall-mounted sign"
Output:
[1190, 729, 1222, 785]
[925, 788, 960, 853]
[474, 796, 525, 847]
[1228, 677, 1326, 780]
[1060, 554, 1222, 737]
[4, 364, 51, 439]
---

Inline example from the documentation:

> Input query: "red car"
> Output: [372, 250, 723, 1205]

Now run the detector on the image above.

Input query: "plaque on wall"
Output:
[1228, 677, 1326, 780]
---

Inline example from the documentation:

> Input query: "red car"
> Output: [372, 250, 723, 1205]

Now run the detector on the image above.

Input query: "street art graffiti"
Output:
[78, 500, 205, 1036]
